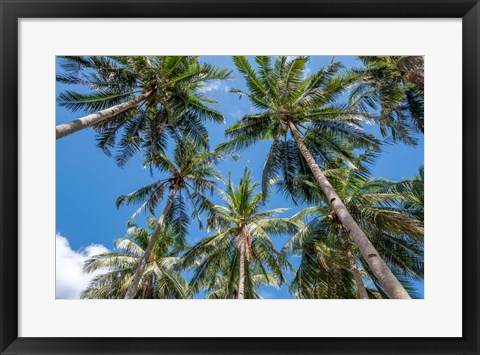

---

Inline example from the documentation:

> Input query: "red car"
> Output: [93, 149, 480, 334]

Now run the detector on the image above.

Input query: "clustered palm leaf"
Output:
[116, 139, 224, 298]
[283, 161, 424, 298]
[57, 56, 231, 166]
[349, 56, 424, 141]
[182, 167, 297, 299]
[116, 139, 224, 236]
[217, 56, 379, 198]
[82, 220, 188, 299]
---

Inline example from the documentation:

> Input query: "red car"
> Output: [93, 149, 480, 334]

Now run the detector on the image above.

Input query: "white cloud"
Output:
[198, 80, 230, 93]
[55, 234, 109, 299]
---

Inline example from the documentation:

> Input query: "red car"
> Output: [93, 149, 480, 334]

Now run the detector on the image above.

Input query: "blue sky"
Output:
[55, 56, 424, 299]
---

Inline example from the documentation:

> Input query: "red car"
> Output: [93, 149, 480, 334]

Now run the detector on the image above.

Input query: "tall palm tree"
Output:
[283, 165, 424, 299]
[349, 56, 424, 138]
[116, 140, 223, 298]
[183, 167, 296, 299]
[56, 56, 231, 143]
[81, 219, 187, 299]
[217, 56, 411, 299]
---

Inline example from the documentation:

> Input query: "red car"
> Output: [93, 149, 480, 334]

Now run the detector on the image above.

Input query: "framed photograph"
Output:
[1, 0, 479, 354]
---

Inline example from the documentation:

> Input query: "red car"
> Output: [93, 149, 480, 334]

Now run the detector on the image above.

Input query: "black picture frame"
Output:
[1, 1, 478, 354]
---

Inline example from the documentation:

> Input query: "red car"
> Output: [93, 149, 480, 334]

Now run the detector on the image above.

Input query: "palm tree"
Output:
[183, 167, 296, 299]
[116, 140, 223, 298]
[56, 56, 231, 144]
[218, 56, 411, 299]
[283, 165, 424, 298]
[349, 56, 424, 137]
[81, 219, 187, 299]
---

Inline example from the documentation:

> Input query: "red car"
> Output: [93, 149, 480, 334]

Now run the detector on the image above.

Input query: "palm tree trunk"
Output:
[141, 276, 153, 299]
[56, 90, 154, 140]
[402, 72, 424, 89]
[341, 226, 369, 299]
[288, 122, 411, 299]
[124, 187, 177, 299]
[238, 245, 246, 300]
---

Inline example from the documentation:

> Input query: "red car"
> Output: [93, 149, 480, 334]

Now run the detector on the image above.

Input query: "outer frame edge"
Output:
[1, 1, 479, 354]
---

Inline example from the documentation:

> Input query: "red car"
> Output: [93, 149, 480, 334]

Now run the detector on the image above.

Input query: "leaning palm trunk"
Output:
[238, 245, 246, 300]
[289, 122, 411, 299]
[341, 226, 369, 299]
[124, 187, 177, 299]
[56, 90, 154, 139]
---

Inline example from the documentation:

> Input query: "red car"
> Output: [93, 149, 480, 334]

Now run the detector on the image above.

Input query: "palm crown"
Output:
[82, 220, 188, 299]
[57, 56, 231, 165]
[349, 56, 424, 141]
[217, 56, 378, 198]
[183, 167, 298, 299]
[117, 139, 224, 239]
